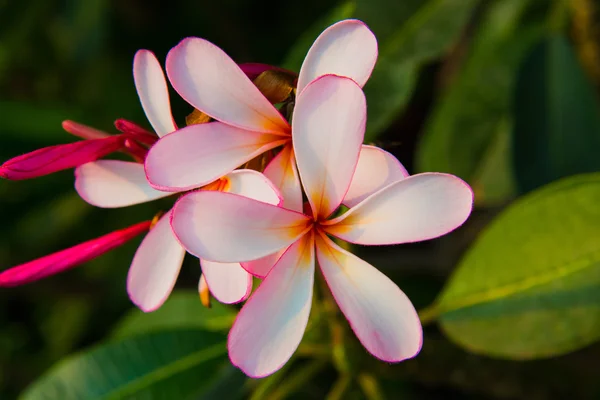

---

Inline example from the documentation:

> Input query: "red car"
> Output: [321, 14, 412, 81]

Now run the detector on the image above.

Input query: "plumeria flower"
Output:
[170, 75, 474, 377]
[73, 50, 282, 310]
[0, 51, 282, 311]
[144, 19, 379, 208]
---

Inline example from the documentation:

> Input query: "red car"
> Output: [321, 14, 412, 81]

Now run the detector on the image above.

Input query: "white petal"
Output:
[343, 145, 409, 208]
[241, 249, 286, 278]
[201, 259, 252, 304]
[297, 19, 378, 93]
[316, 233, 422, 361]
[127, 210, 186, 312]
[171, 191, 311, 263]
[223, 169, 282, 206]
[133, 50, 176, 137]
[228, 233, 315, 377]
[75, 160, 171, 208]
[263, 144, 303, 212]
[145, 122, 288, 191]
[292, 75, 366, 219]
[325, 173, 474, 245]
[166, 37, 289, 134]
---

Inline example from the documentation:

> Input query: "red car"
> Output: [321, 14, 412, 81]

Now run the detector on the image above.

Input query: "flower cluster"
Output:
[0, 20, 473, 377]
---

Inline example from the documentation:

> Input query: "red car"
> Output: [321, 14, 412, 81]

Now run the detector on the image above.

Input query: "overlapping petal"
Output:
[75, 160, 171, 208]
[224, 169, 282, 206]
[133, 50, 177, 137]
[324, 173, 474, 245]
[343, 145, 409, 208]
[0, 221, 150, 287]
[316, 233, 422, 362]
[127, 211, 185, 312]
[297, 19, 378, 93]
[166, 38, 289, 134]
[241, 249, 285, 278]
[263, 144, 302, 212]
[293, 75, 366, 219]
[145, 122, 288, 191]
[228, 233, 315, 378]
[171, 191, 311, 263]
[201, 259, 252, 304]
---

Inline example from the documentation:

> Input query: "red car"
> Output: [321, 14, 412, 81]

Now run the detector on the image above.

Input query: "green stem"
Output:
[547, 0, 570, 33]
[358, 373, 385, 400]
[326, 375, 352, 400]
[418, 304, 440, 325]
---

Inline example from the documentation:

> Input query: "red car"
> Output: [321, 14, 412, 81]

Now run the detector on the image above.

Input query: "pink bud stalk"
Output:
[0, 135, 129, 180]
[0, 221, 151, 287]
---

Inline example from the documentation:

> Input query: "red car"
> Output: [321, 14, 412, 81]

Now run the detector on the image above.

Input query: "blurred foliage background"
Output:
[1, 0, 600, 399]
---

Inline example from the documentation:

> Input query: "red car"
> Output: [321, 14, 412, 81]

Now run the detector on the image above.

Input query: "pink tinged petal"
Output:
[201, 259, 252, 304]
[0, 136, 127, 180]
[292, 75, 366, 219]
[171, 191, 311, 263]
[343, 145, 409, 208]
[166, 38, 290, 134]
[75, 160, 171, 208]
[223, 169, 282, 206]
[228, 233, 315, 378]
[127, 211, 186, 312]
[62, 120, 111, 140]
[145, 122, 288, 191]
[0, 221, 151, 287]
[134, 50, 177, 137]
[297, 19, 378, 93]
[263, 144, 303, 212]
[241, 248, 286, 278]
[324, 173, 474, 245]
[315, 233, 422, 362]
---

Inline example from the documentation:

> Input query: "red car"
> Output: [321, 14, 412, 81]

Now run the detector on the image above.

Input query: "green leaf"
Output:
[112, 291, 237, 339]
[512, 35, 600, 193]
[361, 0, 480, 141]
[416, 0, 547, 205]
[21, 329, 228, 400]
[434, 173, 600, 359]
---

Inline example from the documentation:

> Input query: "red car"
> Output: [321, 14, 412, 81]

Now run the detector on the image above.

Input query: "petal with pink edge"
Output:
[166, 38, 289, 134]
[293, 75, 366, 219]
[324, 173, 474, 245]
[201, 259, 252, 304]
[75, 160, 171, 208]
[145, 122, 288, 191]
[134, 50, 177, 137]
[127, 211, 186, 312]
[228, 233, 315, 378]
[171, 191, 311, 263]
[241, 248, 285, 278]
[224, 169, 282, 206]
[297, 19, 378, 93]
[263, 144, 302, 212]
[0, 221, 150, 287]
[316, 233, 422, 362]
[343, 145, 409, 208]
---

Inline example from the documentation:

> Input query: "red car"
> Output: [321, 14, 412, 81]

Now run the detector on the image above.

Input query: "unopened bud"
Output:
[253, 70, 297, 104]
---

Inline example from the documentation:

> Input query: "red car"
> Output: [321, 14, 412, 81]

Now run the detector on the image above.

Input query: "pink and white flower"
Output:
[170, 74, 474, 377]
[74, 50, 282, 310]
[145, 19, 379, 198]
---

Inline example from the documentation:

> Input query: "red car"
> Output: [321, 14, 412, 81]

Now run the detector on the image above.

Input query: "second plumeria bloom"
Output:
[170, 75, 474, 377]
[144, 19, 378, 196]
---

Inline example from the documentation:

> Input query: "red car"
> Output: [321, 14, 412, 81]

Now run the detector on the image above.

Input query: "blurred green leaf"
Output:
[362, 0, 480, 141]
[111, 291, 236, 339]
[21, 329, 228, 400]
[416, 0, 547, 205]
[282, 1, 356, 72]
[434, 173, 600, 359]
[512, 34, 600, 193]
